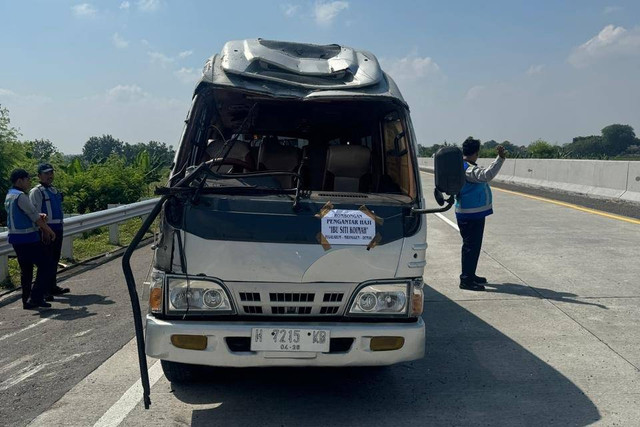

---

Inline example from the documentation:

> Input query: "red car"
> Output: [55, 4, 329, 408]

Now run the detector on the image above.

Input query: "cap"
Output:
[10, 169, 31, 184]
[37, 163, 54, 174]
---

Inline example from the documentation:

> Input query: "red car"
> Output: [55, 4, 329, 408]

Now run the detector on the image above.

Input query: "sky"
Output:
[1, 0, 639, 154]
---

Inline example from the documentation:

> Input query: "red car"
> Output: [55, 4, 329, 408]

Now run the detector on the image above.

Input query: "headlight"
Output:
[167, 276, 234, 314]
[349, 283, 408, 315]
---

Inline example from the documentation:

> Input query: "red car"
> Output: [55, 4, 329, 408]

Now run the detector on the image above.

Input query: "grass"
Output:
[1, 216, 157, 290]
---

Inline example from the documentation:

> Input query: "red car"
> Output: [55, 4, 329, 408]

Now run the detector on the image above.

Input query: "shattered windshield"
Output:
[173, 94, 417, 201]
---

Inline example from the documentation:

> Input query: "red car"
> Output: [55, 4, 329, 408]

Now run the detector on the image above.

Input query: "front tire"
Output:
[160, 360, 203, 383]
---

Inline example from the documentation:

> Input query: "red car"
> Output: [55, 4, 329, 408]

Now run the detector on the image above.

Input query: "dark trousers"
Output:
[13, 241, 54, 304]
[43, 229, 63, 292]
[457, 217, 485, 281]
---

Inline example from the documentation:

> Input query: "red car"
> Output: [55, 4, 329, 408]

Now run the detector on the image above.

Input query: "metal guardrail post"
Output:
[61, 236, 74, 260]
[108, 204, 121, 245]
[0, 255, 8, 283]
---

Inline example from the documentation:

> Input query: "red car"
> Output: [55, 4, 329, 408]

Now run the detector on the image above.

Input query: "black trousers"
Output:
[457, 217, 485, 281]
[43, 229, 63, 293]
[13, 241, 54, 304]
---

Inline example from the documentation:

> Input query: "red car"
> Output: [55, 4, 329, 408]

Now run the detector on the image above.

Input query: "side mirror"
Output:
[434, 146, 464, 196]
[412, 146, 464, 215]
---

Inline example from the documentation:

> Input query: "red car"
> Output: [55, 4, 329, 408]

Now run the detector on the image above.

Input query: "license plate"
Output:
[250, 328, 330, 352]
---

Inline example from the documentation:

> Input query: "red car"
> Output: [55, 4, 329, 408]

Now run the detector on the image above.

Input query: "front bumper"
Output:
[145, 315, 425, 367]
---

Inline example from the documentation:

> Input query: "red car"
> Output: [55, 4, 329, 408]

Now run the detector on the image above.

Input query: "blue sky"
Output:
[1, 0, 639, 153]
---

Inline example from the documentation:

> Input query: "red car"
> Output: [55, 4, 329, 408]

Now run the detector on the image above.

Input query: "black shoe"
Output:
[51, 286, 70, 295]
[45, 295, 54, 302]
[473, 275, 488, 284]
[27, 300, 52, 308]
[23, 301, 39, 310]
[459, 281, 485, 291]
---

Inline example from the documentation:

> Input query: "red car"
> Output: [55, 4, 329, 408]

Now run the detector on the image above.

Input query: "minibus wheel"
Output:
[161, 360, 204, 383]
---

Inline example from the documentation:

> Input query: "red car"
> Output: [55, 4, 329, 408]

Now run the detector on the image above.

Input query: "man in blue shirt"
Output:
[455, 137, 505, 291]
[30, 163, 70, 298]
[4, 169, 57, 308]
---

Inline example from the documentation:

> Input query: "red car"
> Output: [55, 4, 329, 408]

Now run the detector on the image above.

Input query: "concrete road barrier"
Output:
[418, 156, 640, 205]
[622, 162, 640, 203]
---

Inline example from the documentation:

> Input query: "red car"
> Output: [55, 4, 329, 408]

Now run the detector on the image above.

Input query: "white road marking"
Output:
[0, 315, 59, 343]
[435, 212, 459, 231]
[0, 352, 95, 392]
[74, 329, 93, 338]
[92, 360, 164, 427]
[0, 355, 33, 376]
[0, 363, 46, 392]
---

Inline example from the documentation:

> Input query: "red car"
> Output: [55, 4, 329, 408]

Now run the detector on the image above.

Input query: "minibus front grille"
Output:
[271, 306, 313, 315]
[243, 305, 263, 314]
[269, 293, 315, 302]
[239, 292, 261, 302]
[231, 284, 354, 317]
[323, 293, 344, 302]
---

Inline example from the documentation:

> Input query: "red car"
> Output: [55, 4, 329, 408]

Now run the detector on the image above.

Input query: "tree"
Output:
[58, 155, 146, 213]
[527, 139, 558, 158]
[28, 138, 59, 163]
[601, 124, 636, 156]
[82, 134, 124, 163]
[563, 136, 602, 158]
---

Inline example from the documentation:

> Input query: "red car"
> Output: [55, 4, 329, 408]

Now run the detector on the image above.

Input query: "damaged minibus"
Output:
[122, 39, 463, 405]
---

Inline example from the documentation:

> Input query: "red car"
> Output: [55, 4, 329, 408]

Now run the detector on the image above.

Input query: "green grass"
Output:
[1, 216, 157, 290]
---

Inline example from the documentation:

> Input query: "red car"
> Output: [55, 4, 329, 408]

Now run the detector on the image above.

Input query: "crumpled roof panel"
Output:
[198, 39, 406, 107]
[220, 39, 382, 89]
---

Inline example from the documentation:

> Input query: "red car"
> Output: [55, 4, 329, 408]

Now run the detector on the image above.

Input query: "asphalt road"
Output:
[0, 247, 152, 427]
[1, 171, 639, 426]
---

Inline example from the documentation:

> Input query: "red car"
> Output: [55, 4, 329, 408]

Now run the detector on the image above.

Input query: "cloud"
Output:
[0, 88, 52, 106]
[382, 54, 443, 82]
[526, 64, 544, 76]
[603, 6, 622, 14]
[105, 85, 148, 103]
[137, 0, 161, 12]
[71, 3, 97, 17]
[119, 1, 130, 10]
[174, 68, 202, 84]
[148, 51, 174, 67]
[178, 50, 193, 58]
[314, 1, 349, 26]
[464, 85, 486, 102]
[568, 25, 640, 67]
[281, 4, 300, 17]
[112, 33, 129, 49]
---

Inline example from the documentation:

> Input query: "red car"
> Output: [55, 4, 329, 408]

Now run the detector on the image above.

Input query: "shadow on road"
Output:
[167, 285, 600, 426]
[30, 305, 97, 321]
[56, 293, 115, 307]
[486, 283, 608, 309]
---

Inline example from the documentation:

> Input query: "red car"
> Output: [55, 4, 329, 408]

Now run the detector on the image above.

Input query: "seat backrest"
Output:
[205, 139, 255, 173]
[301, 145, 327, 190]
[323, 145, 371, 192]
[257, 137, 301, 188]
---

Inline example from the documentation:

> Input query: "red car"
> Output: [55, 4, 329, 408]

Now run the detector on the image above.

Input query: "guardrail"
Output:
[0, 198, 160, 282]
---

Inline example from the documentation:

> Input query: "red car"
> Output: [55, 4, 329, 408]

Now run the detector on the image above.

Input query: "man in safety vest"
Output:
[455, 137, 505, 291]
[30, 163, 70, 298]
[4, 169, 57, 309]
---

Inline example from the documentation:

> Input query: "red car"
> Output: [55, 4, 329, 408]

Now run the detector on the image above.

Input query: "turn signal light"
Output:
[370, 336, 405, 351]
[171, 334, 208, 350]
[149, 288, 163, 313]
